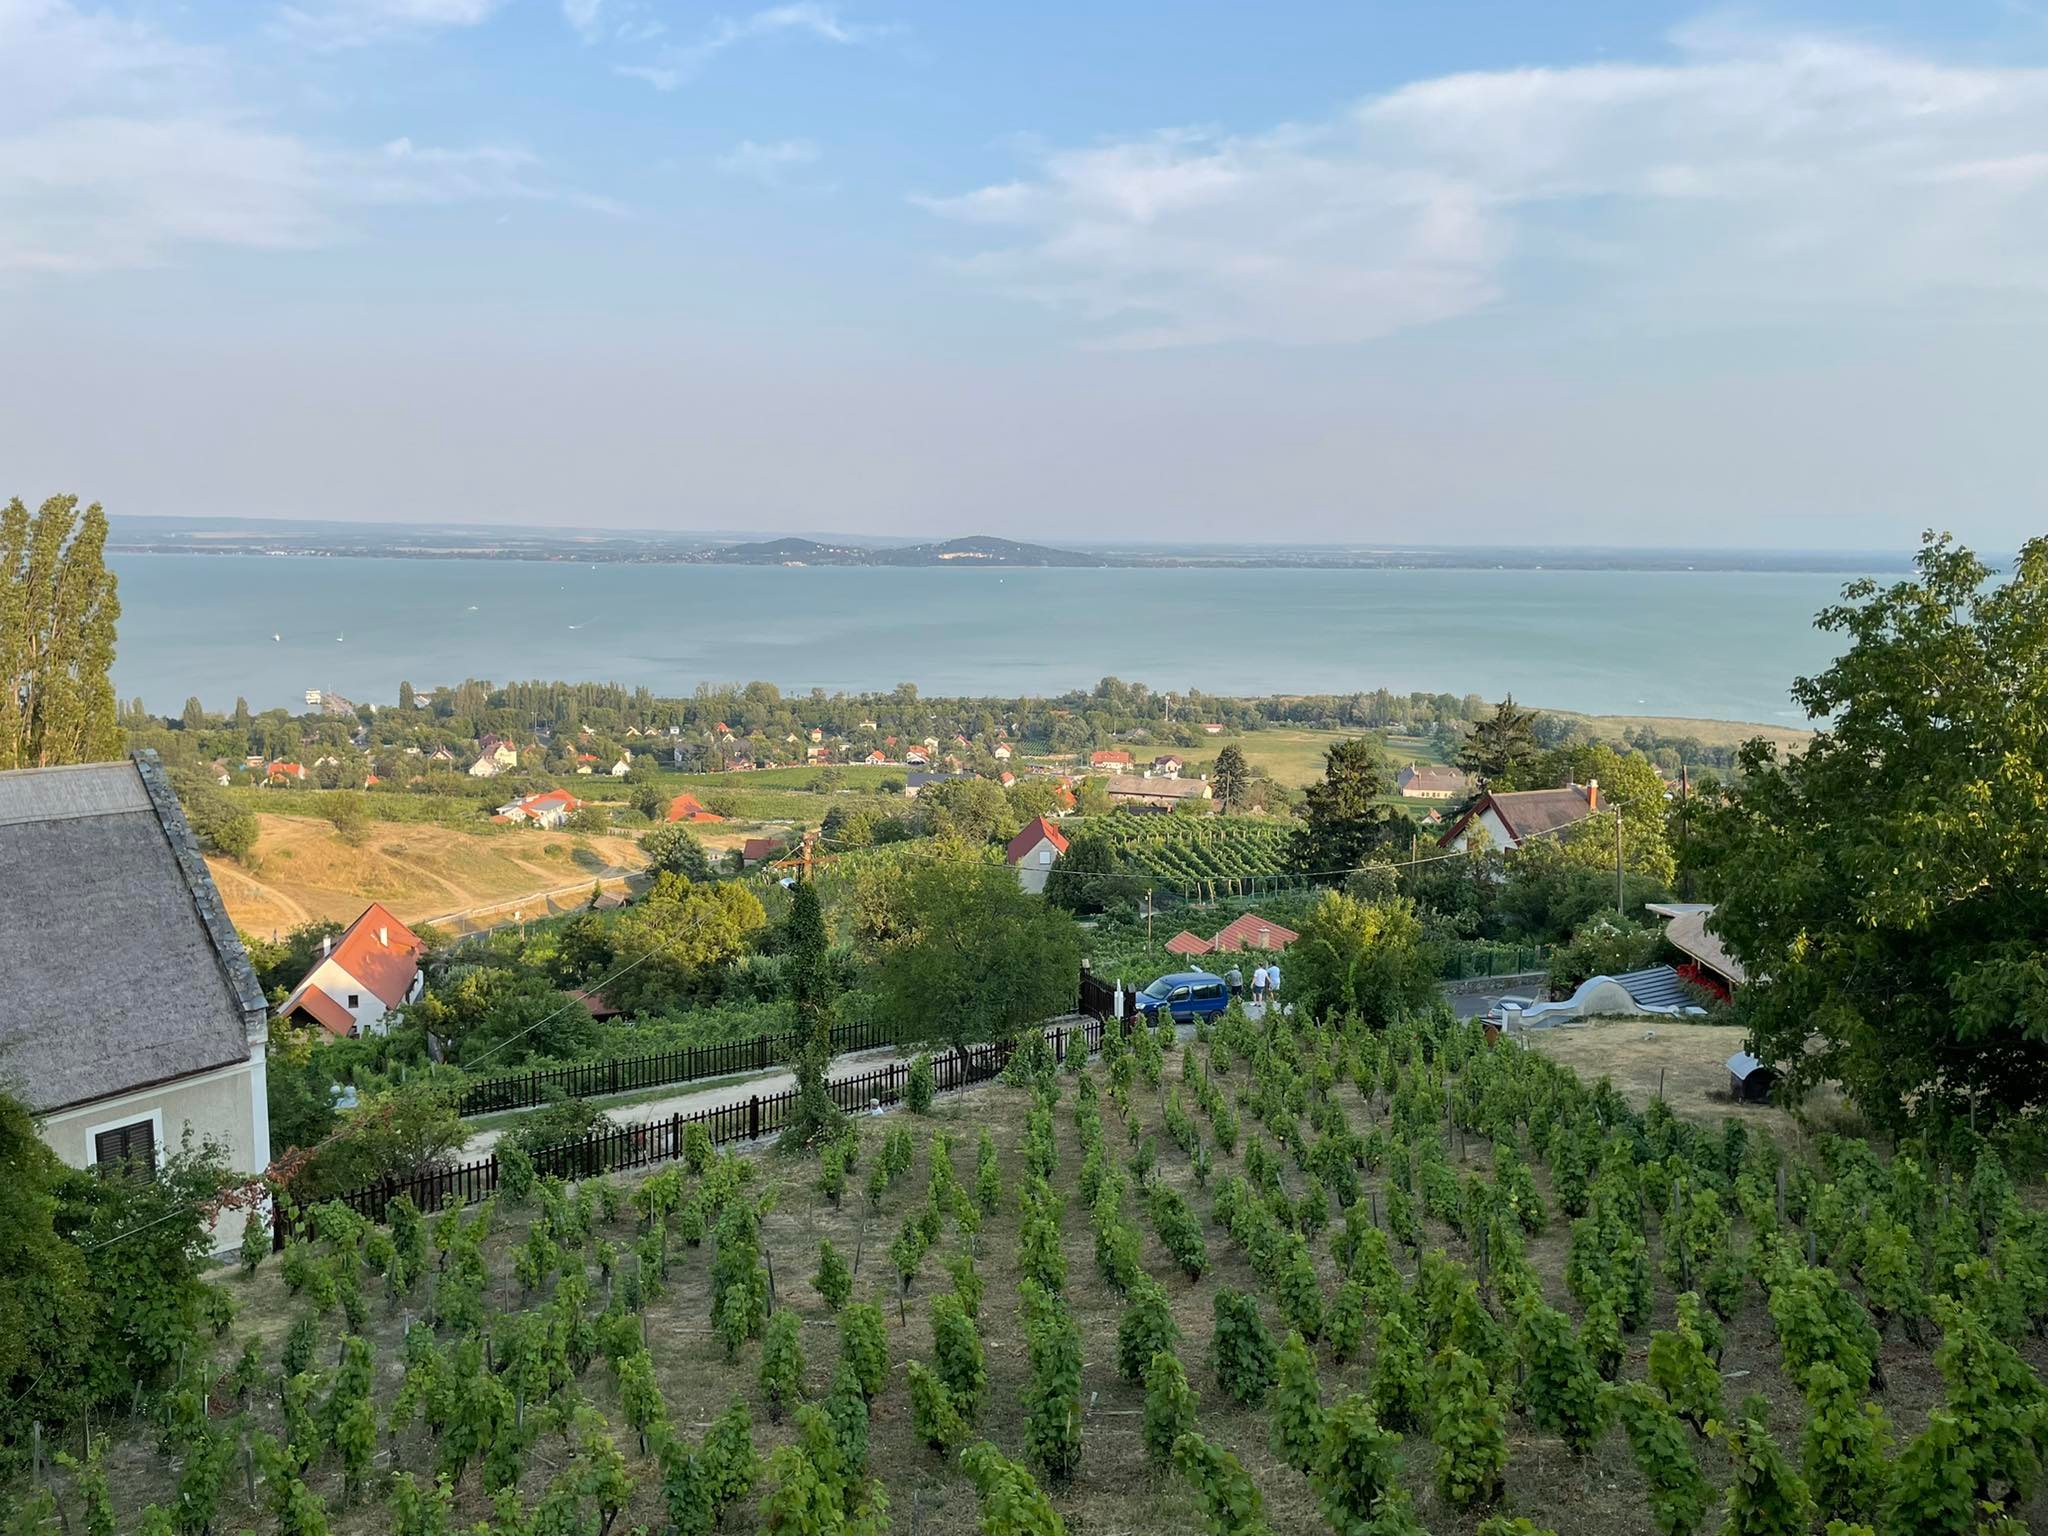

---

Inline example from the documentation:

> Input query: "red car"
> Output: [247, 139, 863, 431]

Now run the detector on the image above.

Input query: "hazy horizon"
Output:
[7, 3, 2048, 550]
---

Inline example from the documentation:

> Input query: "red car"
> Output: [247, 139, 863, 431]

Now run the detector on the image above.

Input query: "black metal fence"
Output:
[281, 1012, 1108, 1243]
[457, 1014, 908, 1116]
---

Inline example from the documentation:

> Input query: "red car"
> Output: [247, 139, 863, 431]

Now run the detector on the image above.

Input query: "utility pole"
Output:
[1615, 810, 1625, 916]
[1146, 888, 1154, 949]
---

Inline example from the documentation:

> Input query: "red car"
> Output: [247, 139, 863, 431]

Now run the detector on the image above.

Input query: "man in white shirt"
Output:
[1252, 964, 1268, 1004]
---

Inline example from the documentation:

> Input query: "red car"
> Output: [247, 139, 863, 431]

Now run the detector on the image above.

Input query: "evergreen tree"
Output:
[1, 494, 122, 770]
[1212, 744, 1252, 813]
[1291, 738, 1404, 875]
[1457, 696, 1541, 790]
[780, 880, 841, 1145]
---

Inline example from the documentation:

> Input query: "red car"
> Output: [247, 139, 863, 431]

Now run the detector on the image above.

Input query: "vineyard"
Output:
[1090, 815, 1299, 899]
[30, 1005, 2048, 1536]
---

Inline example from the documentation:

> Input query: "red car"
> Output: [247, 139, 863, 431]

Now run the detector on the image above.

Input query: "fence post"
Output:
[747, 1096, 760, 1139]
[671, 1113, 682, 1160]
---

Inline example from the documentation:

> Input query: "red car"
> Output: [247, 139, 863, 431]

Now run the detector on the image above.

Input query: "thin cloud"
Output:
[615, 3, 892, 91]
[715, 137, 821, 184]
[920, 22, 2048, 347]
[274, 0, 508, 51]
[0, 0, 606, 275]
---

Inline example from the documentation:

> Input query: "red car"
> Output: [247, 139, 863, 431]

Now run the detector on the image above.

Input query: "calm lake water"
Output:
[107, 555, 1868, 723]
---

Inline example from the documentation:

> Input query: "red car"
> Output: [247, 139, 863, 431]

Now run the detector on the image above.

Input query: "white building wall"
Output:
[1014, 837, 1059, 894]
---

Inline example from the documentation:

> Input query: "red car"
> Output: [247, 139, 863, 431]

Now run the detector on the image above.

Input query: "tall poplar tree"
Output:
[781, 879, 842, 1146]
[1, 495, 122, 770]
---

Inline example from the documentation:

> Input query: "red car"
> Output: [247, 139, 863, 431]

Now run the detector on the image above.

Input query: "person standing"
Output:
[1266, 959, 1282, 1006]
[1252, 963, 1268, 1005]
[1225, 963, 1243, 1000]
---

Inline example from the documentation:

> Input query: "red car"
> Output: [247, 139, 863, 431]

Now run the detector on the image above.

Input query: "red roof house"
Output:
[664, 792, 723, 824]
[1090, 750, 1134, 770]
[280, 901, 425, 1037]
[1005, 816, 1069, 893]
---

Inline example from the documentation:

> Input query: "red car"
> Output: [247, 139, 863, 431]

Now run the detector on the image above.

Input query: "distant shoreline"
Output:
[103, 541, 1907, 576]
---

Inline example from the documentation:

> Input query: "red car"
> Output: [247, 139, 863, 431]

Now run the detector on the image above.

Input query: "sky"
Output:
[4, 1, 2047, 549]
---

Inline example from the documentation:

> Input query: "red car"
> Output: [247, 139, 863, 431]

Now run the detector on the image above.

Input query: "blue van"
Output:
[1133, 970, 1231, 1023]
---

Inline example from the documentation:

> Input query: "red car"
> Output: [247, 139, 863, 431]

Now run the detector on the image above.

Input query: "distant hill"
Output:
[705, 534, 1112, 568]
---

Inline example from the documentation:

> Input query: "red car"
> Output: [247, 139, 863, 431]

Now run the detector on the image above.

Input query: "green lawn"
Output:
[1181, 727, 1451, 789]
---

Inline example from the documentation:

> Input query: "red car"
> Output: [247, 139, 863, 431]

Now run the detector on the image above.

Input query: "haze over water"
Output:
[112, 555, 1870, 723]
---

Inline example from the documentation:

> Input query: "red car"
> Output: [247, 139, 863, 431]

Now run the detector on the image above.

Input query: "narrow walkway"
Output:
[458, 1015, 1112, 1157]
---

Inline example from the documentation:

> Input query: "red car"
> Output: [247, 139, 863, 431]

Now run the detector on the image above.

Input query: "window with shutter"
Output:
[94, 1119, 156, 1179]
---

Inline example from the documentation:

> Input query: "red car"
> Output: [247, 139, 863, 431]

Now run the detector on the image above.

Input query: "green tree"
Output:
[1044, 829, 1142, 915]
[1458, 696, 1541, 790]
[781, 880, 842, 1147]
[876, 860, 1081, 1066]
[918, 777, 1016, 845]
[606, 874, 767, 1011]
[1291, 738, 1404, 875]
[180, 696, 206, 732]
[0, 494, 122, 770]
[1212, 744, 1251, 813]
[640, 823, 715, 882]
[1285, 889, 1437, 1025]
[1690, 533, 2048, 1132]
[0, 1094, 96, 1452]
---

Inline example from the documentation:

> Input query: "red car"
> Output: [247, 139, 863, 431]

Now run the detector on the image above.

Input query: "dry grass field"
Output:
[206, 813, 649, 937]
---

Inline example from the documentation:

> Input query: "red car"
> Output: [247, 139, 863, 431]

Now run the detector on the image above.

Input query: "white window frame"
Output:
[86, 1105, 165, 1174]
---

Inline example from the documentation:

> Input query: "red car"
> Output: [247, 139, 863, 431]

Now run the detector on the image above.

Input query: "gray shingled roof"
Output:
[0, 753, 263, 1113]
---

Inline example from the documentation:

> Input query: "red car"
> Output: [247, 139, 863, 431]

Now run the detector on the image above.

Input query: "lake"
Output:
[107, 555, 1867, 723]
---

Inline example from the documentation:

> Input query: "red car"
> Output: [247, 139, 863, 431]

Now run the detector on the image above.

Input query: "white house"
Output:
[1439, 781, 1600, 853]
[992, 743, 1012, 761]
[609, 756, 631, 777]
[0, 754, 271, 1253]
[469, 738, 518, 777]
[280, 901, 426, 1038]
[494, 788, 581, 829]
[1005, 815, 1069, 894]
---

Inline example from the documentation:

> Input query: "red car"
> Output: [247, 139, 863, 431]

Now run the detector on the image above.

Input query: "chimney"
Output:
[321, 934, 332, 957]
[1586, 779, 1599, 811]
[379, 925, 390, 946]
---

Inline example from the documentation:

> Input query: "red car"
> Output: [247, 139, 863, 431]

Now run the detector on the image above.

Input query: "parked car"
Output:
[1133, 970, 1231, 1022]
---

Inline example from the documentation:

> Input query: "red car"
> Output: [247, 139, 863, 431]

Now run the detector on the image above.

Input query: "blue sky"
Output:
[4, 1, 2046, 547]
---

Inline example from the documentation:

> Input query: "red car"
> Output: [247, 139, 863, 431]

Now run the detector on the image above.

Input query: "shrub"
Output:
[975, 1128, 1003, 1213]
[683, 1123, 714, 1174]
[1115, 1278, 1180, 1386]
[1210, 1289, 1277, 1408]
[838, 1302, 889, 1402]
[1431, 1346, 1508, 1509]
[1172, 1432, 1268, 1536]
[1648, 1312, 1724, 1435]
[947, 1251, 984, 1319]
[1021, 1279, 1084, 1484]
[1368, 1310, 1427, 1432]
[1325, 1279, 1367, 1365]
[1799, 1363, 1891, 1528]
[814, 1239, 851, 1312]
[1312, 1392, 1419, 1536]
[818, 1143, 846, 1208]
[498, 1142, 536, 1205]
[1718, 1403, 1815, 1536]
[760, 1310, 806, 1423]
[1515, 1295, 1607, 1455]
[907, 1361, 970, 1453]
[1269, 1331, 1325, 1475]
[1142, 1351, 1197, 1467]
[932, 1292, 987, 1424]
[906, 1053, 936, 1114]
[962, 1440, 1067, 1536]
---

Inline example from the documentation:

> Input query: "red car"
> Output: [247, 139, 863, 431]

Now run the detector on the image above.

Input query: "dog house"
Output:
[1726, 1051, 1776, 1104]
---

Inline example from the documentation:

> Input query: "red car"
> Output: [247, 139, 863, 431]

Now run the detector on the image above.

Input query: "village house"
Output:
[279, 901, 426, 1038]
[1151, 754, 1185, 778]
[494, 788, 581, 829]
[1165, 911, 1301, 958]
[999, 770, 1017, 788]
[1106, 773, 1213, 811]
[1397, 763, 1468, 800]
[992, 743, 1012, 761]
[1200, 722, 1225, 735]
[1438, 781, 1601, 853]
[862, 749, 890, 766]
[741, 836, 783, 868]
[265, 759, 305, 784]
[609, 756, 631, 777]
[1090, 749, 1135, 771]
[0, 754, 270, 1249]
[468, 737, 518, 777]
[664, 792, 723, 823]
[904, 745, 930, 766]
[1005, 815, 1069, 894]
[428, 745, 458, 765]
[1646, 902, 1747, 1000]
